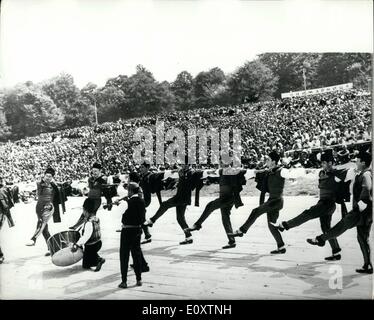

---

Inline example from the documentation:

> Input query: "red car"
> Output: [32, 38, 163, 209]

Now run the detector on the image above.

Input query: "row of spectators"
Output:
[0, 89, 371, 184]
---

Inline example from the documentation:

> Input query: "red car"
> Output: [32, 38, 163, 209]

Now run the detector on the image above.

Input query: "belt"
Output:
[122, 225, 141, 229]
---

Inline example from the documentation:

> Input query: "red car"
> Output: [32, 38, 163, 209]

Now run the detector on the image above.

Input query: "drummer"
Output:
[71, 198, 105, 272]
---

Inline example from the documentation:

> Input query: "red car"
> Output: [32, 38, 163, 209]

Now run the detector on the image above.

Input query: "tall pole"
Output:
[302, 68, 307, 93]
[94, 99, 98, 125]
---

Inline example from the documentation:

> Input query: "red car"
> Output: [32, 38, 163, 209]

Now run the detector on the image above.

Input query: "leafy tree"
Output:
[227, 59, 278, 103]
[171, 71, 194, 110]
[2, 84, 64, 139]
[41, 72, 80, 127]
[193, 67, 226, 108]
[258, 53, 321, 97]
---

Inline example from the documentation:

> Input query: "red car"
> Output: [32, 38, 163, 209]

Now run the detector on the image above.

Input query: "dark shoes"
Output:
[143, 220, 154, 227]
[270, 247, 286, 254]
[141, 236, 152, 244]
[130, 264, 150, 273]
[179, 238, 193, 245]
[325, 254, 341, 261]
[94, 258, 106, 272]
[228, 230, 244, 238]
[356, 264, 373, 274]
[0, 256, 4, 264]
[118, 282, 128, 289]
[222, 243, 236, 249]
[307, 236, 325, 247]
[185, 224, 201, 233]
[271, 222, 287, 232]
[136, 280, 143, 286]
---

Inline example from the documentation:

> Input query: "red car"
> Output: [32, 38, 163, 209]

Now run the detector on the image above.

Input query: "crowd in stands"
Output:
[0, 89, 371, 184]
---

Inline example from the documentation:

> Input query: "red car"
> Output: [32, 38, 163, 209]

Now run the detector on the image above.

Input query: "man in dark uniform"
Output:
[0, 176, 15, 264]
[186, 160, 247, 249]
[70, 163, 107, 230]
[144, 164, 200, 245]
[72, 198, 105, 271]
[118, 183, 146, 289]
[229, 151, 287, 254]
[307, 151, 372, 274]
[26, 168, 66, 255]
[273, 151, 343, 260]
[138, 160, 163, 244]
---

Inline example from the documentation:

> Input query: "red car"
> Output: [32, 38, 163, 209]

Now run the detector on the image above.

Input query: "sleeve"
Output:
[244, 169, 255, 180]
[345, 168, 357, 182]
[359, 171, 372, 206]
[280, 168, 306, 179]
[36, 182, 42, 197]
[76, 222, 93, 246]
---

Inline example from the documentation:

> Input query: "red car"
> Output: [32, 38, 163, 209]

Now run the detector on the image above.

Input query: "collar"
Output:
[130, 194, 139, 199]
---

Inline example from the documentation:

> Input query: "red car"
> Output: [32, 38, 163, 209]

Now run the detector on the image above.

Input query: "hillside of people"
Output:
[0, 88, 371, 187]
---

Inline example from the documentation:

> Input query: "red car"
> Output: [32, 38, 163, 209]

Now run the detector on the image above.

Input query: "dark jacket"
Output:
[352, 168, 372, 225]
[140, 171, 164, 207]
[37, 180, 67, 223]
[122, 196, 146, 226]
[0, 186, 15, 227]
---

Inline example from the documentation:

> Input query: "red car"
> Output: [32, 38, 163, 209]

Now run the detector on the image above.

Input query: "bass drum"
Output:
[47, 231, 83, 267]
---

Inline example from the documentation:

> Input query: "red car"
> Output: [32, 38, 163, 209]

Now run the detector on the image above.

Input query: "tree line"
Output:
[0, 52, 371, 141]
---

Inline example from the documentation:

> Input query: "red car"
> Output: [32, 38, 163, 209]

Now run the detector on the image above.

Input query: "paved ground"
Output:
[0, 196, 373, 300]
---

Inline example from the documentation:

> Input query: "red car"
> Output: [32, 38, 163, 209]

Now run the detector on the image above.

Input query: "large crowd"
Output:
[0, 89, 371, 184]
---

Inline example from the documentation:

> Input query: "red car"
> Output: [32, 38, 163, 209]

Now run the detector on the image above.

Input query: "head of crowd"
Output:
[0, 88, 371, 188]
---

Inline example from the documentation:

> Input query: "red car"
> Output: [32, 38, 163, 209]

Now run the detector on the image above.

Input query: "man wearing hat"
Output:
[228, 151, 288, 254]
[307, 151, 372, 274]
[118, 182, 146, 289]
[185, 156, 247, 249]
[26, 167, 66, 253]
[70, 162, 107, 230]
[273, 150, 348, 261]
[72, 198, 105, 272]
[144, 163, 200, 245]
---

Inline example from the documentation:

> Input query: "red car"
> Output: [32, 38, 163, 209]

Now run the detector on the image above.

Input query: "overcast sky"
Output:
[0, 0, 372, 89]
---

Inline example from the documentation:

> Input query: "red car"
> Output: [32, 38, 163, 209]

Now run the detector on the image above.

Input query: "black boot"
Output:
[227, 229, 244, 237]
[307, 236, 325, 247]
[179, 237, 193, 245]
[185, 224, 201, 233]
[222, 242, 236, 249]
[270, 246, 286, 254]
[325, 254, 341, 261]
[356, 264, 373, 274]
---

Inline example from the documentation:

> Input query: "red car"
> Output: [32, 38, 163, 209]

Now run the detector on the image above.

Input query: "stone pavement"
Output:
[0, 196, 372, 299]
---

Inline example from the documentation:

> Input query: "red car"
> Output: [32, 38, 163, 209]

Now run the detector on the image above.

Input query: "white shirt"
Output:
[76, 220, 94, 246]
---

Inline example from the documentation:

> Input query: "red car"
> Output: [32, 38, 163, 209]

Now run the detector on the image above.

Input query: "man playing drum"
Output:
[71, 198, 105, 272]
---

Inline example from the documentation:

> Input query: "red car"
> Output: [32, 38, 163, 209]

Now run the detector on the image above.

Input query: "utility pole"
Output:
[302, 68, 307, 94]
[94, 99, 98, 125]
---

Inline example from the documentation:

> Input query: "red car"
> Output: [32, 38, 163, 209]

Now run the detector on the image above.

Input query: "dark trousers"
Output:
[83, 240, 102, 268]
[72, 198, 102, 229]
[0, 215, 3, 258]
[286, 199, 341, 254]
[120, 228, 143, 283]
[195, 197, 235, 244]
[239, 197, 285, 248]
[320, 209, 372, 266]
[31, 202, 53, 244]
[150, 197, 191, 238]
[142, 208, 152, 239]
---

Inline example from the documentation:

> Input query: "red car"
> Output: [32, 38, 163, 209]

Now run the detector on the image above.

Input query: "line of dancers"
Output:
[0, 149, 372, 289]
